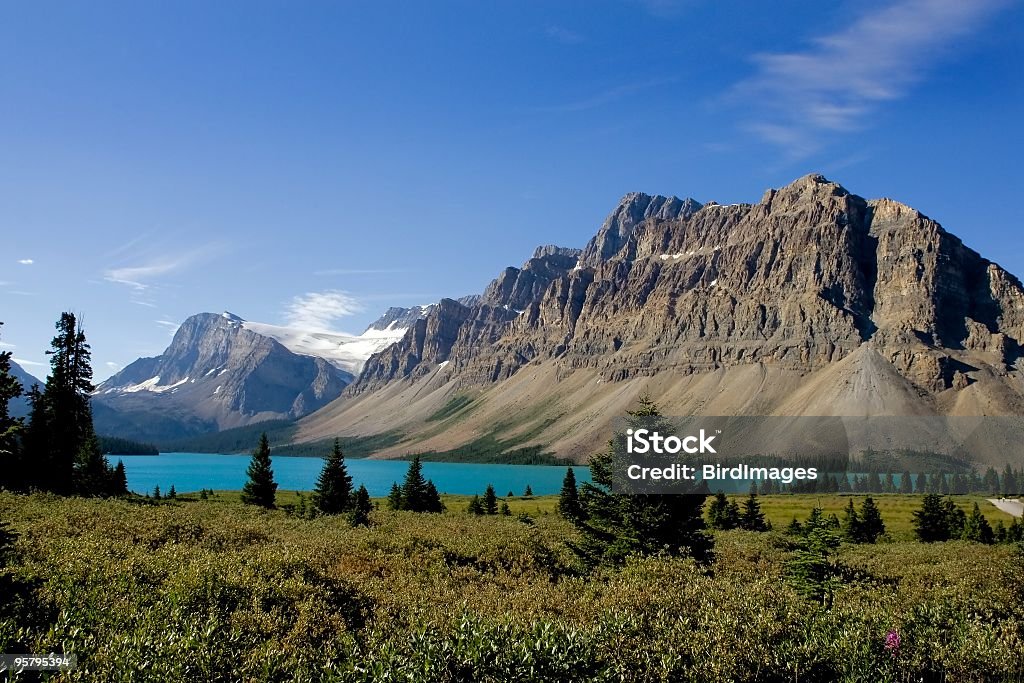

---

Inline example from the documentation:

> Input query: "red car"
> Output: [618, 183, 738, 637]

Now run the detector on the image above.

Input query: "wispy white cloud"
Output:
[155, 319, 180, 335]
[17, 259, 33, 265]
[104, 252, 199, 290]
[534, 77, 677, 113]
[285, 290, 363, 331]
[105, 361, 121, 371]
[543, 24, 584, 45]
[731, 0, 1008, 157]
[0, 342, 15, 349]
[13, 357, 46, 368]
[314, 267, 411, 276]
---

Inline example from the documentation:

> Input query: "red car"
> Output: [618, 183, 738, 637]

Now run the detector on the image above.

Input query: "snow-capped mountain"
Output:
[92, 307, 430, 442]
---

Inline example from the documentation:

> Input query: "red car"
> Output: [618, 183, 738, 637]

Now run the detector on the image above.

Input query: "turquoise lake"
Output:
[117, 452, 591, 497]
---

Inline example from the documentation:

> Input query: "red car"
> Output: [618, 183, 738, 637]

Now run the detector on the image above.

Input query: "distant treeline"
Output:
[159, 420, 296, 454]
[781, 466, 1022, 495]
[98, 436, 159, 455]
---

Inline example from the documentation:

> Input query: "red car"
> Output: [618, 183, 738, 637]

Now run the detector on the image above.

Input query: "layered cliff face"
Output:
[301, 174, 1024, 464]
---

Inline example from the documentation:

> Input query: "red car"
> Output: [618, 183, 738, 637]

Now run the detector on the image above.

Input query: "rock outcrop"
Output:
[297, 174, 1024, 465]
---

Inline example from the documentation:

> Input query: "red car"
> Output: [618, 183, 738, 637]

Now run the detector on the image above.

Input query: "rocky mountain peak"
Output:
[532, 245, 583, 260]
[578, 192, 703, 266]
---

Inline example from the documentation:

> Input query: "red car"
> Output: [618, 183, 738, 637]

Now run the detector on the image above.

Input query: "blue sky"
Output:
[2, 0, 1022, 381]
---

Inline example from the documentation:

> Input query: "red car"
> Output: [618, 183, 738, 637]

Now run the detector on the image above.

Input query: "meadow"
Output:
[0, 492, 1022, 682]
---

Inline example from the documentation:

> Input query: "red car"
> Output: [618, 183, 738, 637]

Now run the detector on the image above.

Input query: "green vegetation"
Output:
[412, 433, 571, 465]
[385, 456, 444, 513]
[425, 394, 476, 422]
[239, 433, 277, 509]
[0, 314, 126, 497]
[97, 435, 159, 455]
[312, 439, 353, 515]
[1, 492, 1023, 681]
[572, 398, 713, 568]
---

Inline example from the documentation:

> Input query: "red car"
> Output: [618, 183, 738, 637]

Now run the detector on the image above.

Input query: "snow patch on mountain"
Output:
[240, 320, 408, 374]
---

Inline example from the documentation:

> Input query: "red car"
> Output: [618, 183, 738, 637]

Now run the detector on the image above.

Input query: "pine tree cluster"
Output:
[386, 456, 444, 513]
[0, 316, 127, 497]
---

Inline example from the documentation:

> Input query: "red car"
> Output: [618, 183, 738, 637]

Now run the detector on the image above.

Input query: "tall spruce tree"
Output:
[423, 480, 444, 513]
[313, 438, 353, 514]
[483, 484, 498, 515]
[962, 502, 994, 544]
[739, 485, 770, 531]
[912, 494, 943, 541]
[241, 433, 277, 508]
[574, 397, 712, 567]
[0, 323, 25, 491]
[400, 455, 429, 511]
[45, 313, 101, 494]
[858, 496, 885, 543]
[557, 467, 583, 521]
[707, 491, 739, 530]
[387, 482, 403, 510]
[840, 499, 861, 542]
[349, 485, 372, 527]
[898, 471, 913, 494]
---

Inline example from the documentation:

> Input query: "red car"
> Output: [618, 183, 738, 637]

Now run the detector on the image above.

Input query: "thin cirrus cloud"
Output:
[285, 290, 364, 331]
[313, 267, 411, 276]
[103, 244, 221, 291]
[533, 77, 678, 113]
[543, 24, 585, 45]
[730, 0, 1008, 157]
[17, 259, 33, 265]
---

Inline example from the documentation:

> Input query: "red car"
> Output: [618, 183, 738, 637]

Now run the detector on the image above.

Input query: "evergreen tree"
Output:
[574, 397, 712, 567]
[45, 313, 100, 494]
[423, 480, 445, 513]
[983, 467, 1000, 495]
[467, 495, 484, 515]
[994, 519, 1007, 543]
[866, 471, 883, 494]
[962, 502, 994, 544]
[348, 485, 372, 527]
[788, 525, 842, 605]
[112, 460, 128, 496]
[387, 482, 403, 510]
[913, 494, 956, 542]
[884, 472, 896, 494]
[199, 489, 208, 500]
[313, 438, 353, 515]
[523, 484, 533, 497]
[785, 517, 803, 535]
[153, 485, 161, 501]
[73, 434, 113, 497]
[500, 501, 511, 516]
[840, 498, 861, 542]
[898, 471, 913, 494]
[240, 433, 277, 509]
[914, 472, 928, 494]
[557, 467, 583, 521]
[707, 491, 737, 530]
[0, 323, 24, 491]
[739, 485, 769, 531]
[167, 485, 177, 500]
[1002, 464, 1018, 494]
[938, 470, 950, 495]
[944, 498, 966, 537]
[837, 474, 852, 493]
[400, 456, 430, 511]
[858, 496, 885, 543]
[483, 484, 498, 515]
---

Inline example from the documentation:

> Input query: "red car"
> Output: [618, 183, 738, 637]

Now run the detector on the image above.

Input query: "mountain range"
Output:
[91, 309, 428, 441]
[88, 174, 1024, 465]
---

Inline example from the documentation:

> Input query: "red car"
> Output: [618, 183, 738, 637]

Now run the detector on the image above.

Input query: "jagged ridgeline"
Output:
[295, 174, 1024, 466]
